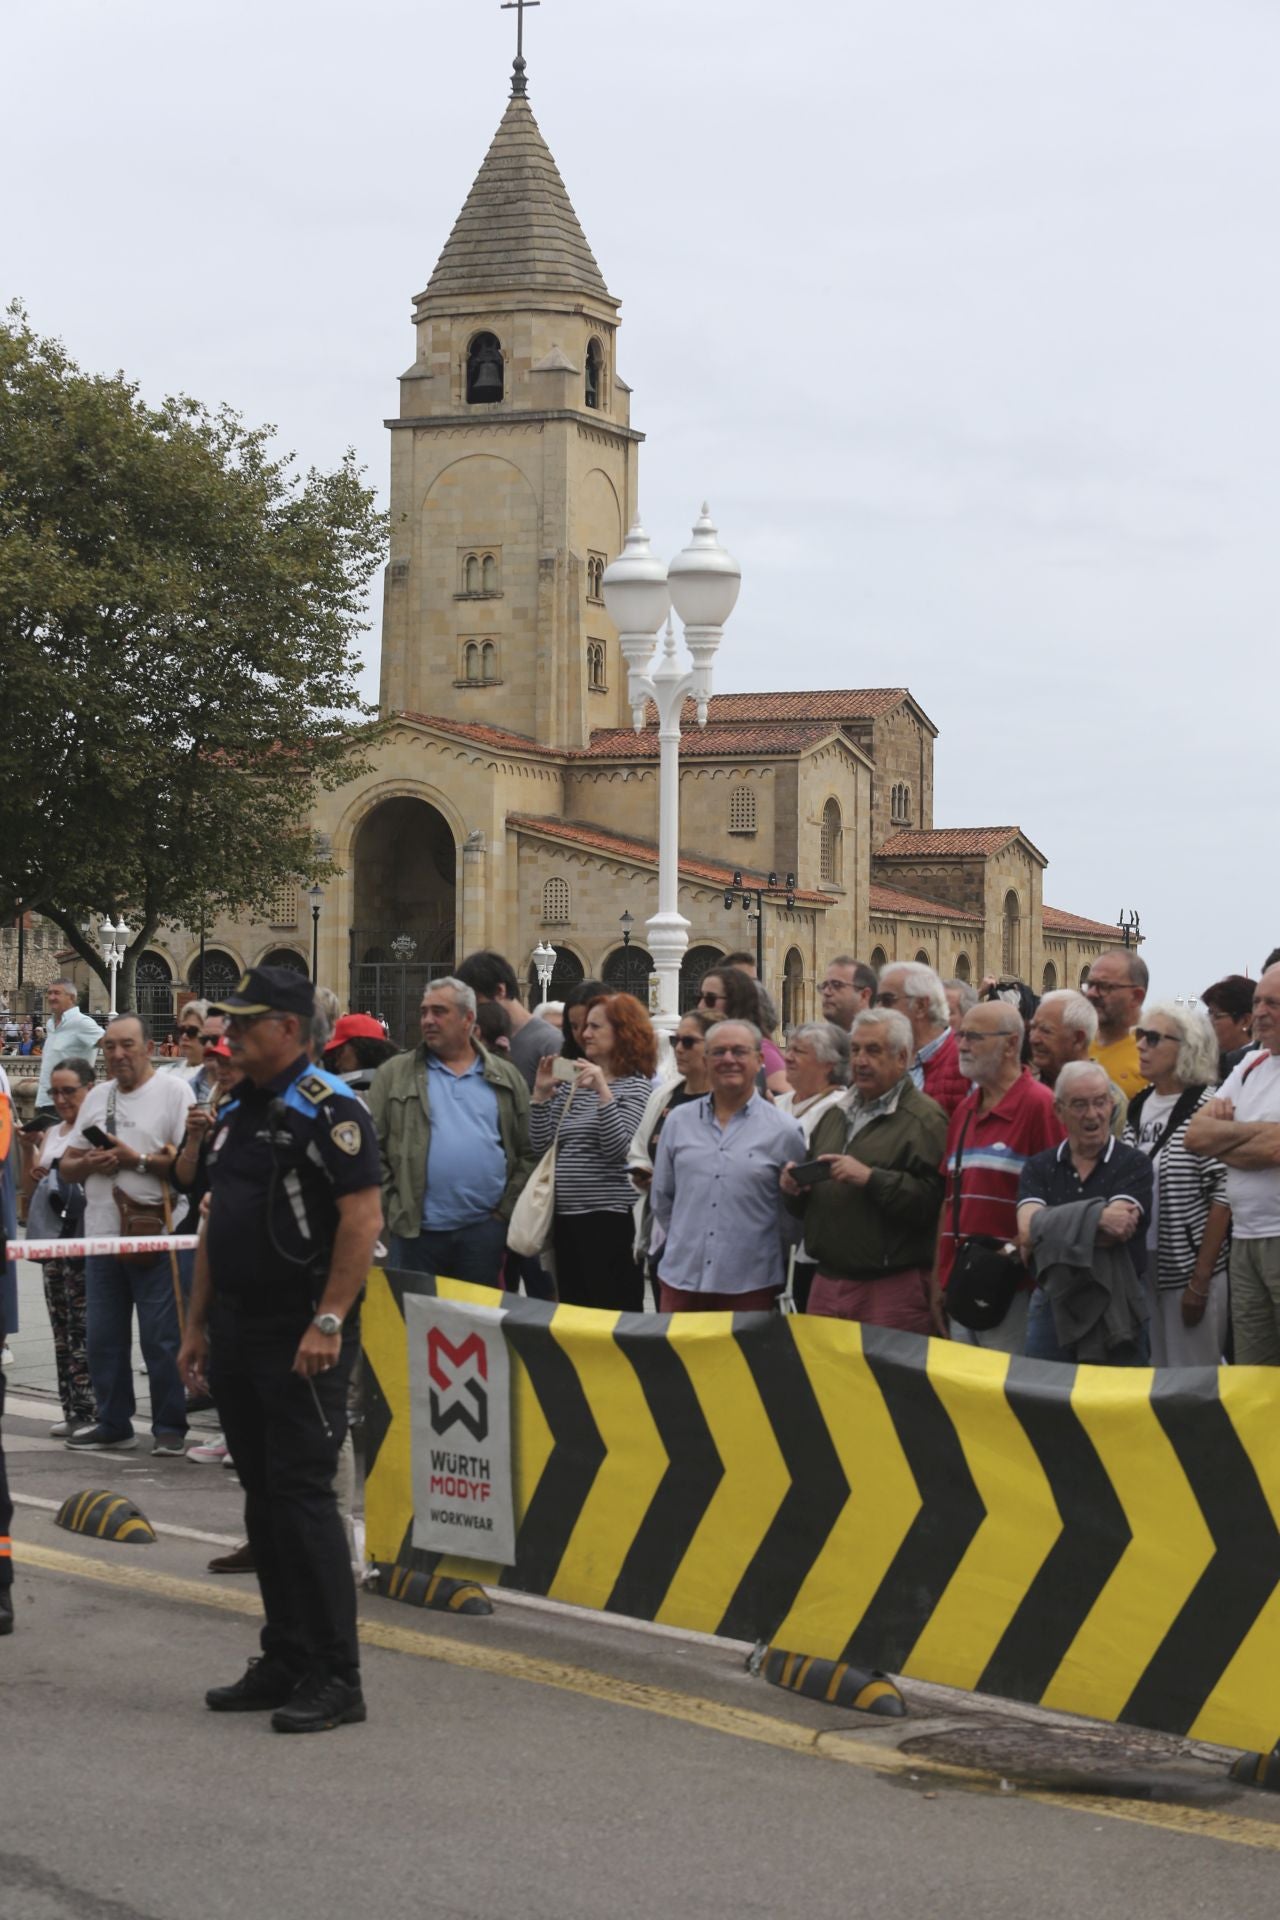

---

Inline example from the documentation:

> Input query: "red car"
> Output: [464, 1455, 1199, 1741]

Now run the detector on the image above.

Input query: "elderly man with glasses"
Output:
[875, 962, 968, 1116]
[651, 1020, 806, 1313]
[1017, 1061, 1153, 1365]
[935, 1000, 1064, 1349]
[32, 980, 103, 1118]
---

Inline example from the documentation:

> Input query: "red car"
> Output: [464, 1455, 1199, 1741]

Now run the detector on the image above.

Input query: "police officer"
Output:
[178, 968, 383, 1732]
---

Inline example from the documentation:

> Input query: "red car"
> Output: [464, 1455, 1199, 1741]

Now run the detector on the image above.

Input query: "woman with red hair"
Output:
[531, 993, 657, 1310]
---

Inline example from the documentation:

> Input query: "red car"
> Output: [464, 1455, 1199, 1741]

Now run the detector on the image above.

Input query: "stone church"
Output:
[58, 64, 1128, 1042]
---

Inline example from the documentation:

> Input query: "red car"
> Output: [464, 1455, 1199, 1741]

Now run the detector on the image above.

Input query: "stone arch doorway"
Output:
[135, 951, 174, 1041]
[603, 944, 653, 1000]
[527, 945, 585, 1002]
[351, 796, 457, 1046]
[680, 944, 725, 1013]
[188, 950, 240, 998]
[782, 947, 805, 1029]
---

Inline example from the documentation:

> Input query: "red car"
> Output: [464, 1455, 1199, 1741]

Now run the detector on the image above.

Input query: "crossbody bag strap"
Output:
[951, 1106, 974, 1242]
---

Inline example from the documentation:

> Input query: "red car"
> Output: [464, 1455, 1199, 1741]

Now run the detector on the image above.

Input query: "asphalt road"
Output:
[4, 1365, 1280, 1920]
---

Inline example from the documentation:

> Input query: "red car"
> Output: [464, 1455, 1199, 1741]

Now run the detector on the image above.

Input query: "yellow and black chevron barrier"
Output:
[55, 1489, 156, 1545]
[363, 1266, 1280, 1756]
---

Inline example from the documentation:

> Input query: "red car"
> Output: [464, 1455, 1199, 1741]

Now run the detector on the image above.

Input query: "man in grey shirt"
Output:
[652, 1020, 806, 1312]
[457, 950, 561, 1090]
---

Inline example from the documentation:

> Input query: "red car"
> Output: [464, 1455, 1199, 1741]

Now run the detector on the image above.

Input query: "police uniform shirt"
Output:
[206, 1055, 381, 1305]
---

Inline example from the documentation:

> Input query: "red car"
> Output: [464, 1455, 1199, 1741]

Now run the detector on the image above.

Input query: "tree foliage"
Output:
[0, 306, 386, 999]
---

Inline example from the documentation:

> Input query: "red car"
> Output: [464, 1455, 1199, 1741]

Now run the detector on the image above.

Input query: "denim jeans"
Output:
[388, 1215, 507, 1289]
[84, 1253, 188, 1440]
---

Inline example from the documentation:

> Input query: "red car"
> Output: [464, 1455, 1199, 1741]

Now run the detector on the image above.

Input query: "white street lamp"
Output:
[603, 505, 740, 1033]
[96, 915, 131, 1016]
[532, 940, 557, 1006]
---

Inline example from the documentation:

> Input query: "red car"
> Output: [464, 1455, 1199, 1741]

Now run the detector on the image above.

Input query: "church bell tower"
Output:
[378, 42, 643, 749]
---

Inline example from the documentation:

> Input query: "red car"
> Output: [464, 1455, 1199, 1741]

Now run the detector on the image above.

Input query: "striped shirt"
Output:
[937, 1071, 1064, 1290]
[529, 1074, 654, 1216]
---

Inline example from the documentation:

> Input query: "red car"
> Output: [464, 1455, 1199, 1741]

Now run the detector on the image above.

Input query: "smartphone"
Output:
[82, 1124, 114, 1150]
[551, 1056, 577, 1084]
[790, 1159, 833, 1188]
[20, 1115, 58, 1135]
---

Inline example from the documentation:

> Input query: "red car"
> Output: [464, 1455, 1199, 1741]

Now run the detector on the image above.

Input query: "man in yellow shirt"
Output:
[1084, 951, 1148, 1100]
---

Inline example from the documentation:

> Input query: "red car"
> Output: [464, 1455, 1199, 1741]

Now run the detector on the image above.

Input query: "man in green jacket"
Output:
[367, 977, 535, 1287]
[782, 1007, 946, 1334]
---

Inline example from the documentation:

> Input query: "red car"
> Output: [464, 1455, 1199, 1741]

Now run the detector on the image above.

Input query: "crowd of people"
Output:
[3, 942, 1278, 1706]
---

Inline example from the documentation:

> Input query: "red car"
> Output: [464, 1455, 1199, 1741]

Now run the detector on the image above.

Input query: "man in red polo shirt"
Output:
[933, 998, 1064, 1351]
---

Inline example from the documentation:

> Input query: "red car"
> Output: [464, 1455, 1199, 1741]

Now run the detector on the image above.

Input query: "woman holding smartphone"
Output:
[531, 993, 656, 1310]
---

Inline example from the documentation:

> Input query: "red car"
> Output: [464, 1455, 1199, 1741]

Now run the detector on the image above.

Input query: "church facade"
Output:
[56, 69, 1129, 1040]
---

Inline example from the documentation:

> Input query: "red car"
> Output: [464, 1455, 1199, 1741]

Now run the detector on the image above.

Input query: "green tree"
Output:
[0, 306, 386, 1005]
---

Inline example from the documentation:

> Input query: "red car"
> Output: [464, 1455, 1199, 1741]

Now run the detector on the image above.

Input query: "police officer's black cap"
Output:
[210, 966, 316, 1019]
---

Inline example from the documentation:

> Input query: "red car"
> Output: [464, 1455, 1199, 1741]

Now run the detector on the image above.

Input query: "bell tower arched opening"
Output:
[466, 332, 504, 405]
[351, 798, 457, 1045]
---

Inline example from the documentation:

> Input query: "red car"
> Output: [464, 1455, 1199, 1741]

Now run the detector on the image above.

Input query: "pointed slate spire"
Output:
[423, 93, 614, 304]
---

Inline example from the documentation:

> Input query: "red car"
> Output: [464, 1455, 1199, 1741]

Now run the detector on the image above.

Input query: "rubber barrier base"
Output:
[757, 1644, 907, 1717]
[374, 1562, 493, 1615]
[55, 1489, 156, 1545]
[1230, 1746, 1280, 1792]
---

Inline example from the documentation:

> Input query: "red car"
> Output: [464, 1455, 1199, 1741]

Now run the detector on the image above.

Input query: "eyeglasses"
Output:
[709, 1046, 754, 1060]
[673, 1034, 703, 1049]
[1086, 980, 1134, 995]
[180, 1026, 202, 1038]
[956, 1028, 1006, 1044]
[698, 992, 725, 1007]
[226, 1013, 277, 1032]
[873, 991, 901, 1007]
[1134, 1028, 1179, 1047]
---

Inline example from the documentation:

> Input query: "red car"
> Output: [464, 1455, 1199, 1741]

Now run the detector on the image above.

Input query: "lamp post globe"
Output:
[602, 519, 672, 729]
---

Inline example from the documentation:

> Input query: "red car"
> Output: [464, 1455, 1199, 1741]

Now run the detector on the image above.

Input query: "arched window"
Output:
[1042, 961, 1058, 992]
[586, 553, 606, 602]
[482, 553, 498, 593]
[463, 642, 480, 681]
[587, 641, 606, 689]
[954, 952, 971, 983]
[1080, 963, 1092, 989]
[188, 949, 239, 996]
[466, 332, 503, 405]
[542, 878, 570, 924]
[820, 798, 842, 885]
[1002, 890, 1020, 977]
[728, 785, 757, 834]
[481, 641, 497, 681]
[680, 944, 725, 1013]
[603, 944, 652, 997]
[260, 947, 308, 976]
[782, 947, 804, 1029]
[464, 555, 480, 593]
[915, 950, 931, 967]
[585, 338, 603, 410]
[870, 946, 888, 972]
[135, 951, 174, 1041]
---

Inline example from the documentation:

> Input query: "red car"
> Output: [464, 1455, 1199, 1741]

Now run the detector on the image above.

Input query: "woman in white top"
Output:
[776, 1022, 852, 1312]
[27, 1058, 97, 1435]
[1123, 1003, 1230, 1366]
[629, 1009, 716, 1274]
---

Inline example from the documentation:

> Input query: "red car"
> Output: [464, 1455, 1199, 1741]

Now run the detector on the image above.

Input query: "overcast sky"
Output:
[7, 0, 1276, 997]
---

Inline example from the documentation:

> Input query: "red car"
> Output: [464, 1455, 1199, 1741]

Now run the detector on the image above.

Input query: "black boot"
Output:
[0, 1587, 13, 1636]
[205, 1657, 299, 1712]
[271, 1671, 366, 1734]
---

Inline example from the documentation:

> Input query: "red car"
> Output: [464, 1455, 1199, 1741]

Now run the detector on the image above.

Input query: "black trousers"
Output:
[553, 1211, 644, 1312]
[209, 1299, 358, 1678]
[0, 1313, 11, 1591]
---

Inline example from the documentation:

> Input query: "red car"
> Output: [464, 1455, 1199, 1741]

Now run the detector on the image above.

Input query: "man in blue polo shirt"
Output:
[369, 978, 534, 1287]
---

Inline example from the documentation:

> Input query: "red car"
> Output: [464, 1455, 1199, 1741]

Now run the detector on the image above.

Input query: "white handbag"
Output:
[506, 1085, 574, 1259]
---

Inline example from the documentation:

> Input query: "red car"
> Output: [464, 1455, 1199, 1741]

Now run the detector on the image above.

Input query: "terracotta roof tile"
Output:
[1042, 906, 1124, 940]
[397, 712, 562, 757]
[868, 884, 983, 925]
[580, 721, 839, 759]
[506, 814, 832, 904]
[704, 689, 910, 721]
[877, 827, 1023, 858]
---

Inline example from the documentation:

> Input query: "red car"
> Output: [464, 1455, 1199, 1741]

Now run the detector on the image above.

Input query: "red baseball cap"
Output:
[325, 1013, 387, 1053]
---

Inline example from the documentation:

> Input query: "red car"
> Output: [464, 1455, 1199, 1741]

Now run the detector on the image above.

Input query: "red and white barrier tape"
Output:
[7, 1234, 200, 1261]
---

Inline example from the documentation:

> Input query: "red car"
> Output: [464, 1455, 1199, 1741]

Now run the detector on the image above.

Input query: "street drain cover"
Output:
[898, 1717, 1220, 1799]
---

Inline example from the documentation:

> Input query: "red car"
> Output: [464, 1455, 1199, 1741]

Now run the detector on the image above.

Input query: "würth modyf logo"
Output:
[427, 1327, 489, 1441]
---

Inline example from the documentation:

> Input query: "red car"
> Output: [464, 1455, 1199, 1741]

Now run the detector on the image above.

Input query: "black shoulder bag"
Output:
[945, 1109, 1025, 1332]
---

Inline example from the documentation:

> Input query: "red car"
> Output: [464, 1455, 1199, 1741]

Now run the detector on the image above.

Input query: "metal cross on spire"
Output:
[501, 0, 540, 96]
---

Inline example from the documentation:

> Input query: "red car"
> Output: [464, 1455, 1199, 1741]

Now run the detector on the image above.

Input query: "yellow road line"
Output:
[15, 1539, 1280, 1855]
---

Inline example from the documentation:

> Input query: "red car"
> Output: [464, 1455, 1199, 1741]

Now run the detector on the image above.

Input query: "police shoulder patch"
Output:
[296, 1073, 331, 1105]
[331, 1120, 362, 1156]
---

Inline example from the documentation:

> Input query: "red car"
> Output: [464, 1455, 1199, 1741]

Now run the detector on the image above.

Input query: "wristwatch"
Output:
[312, 1312, 343, 1336]
[137, 1154, 150, 1175]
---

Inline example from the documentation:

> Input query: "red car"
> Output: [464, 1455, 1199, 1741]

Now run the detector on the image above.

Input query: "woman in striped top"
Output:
[1123, 1003, 1231, 1366]
[531, 993, 657, 1311]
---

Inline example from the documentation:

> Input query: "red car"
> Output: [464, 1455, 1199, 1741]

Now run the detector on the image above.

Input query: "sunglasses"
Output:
[180, 1026, 202, 1038]
[698, 992, 725, 1007]
[201, 1034, 224, 1048]
[1134, 1028, 1180, 1047]
[673, 1034, 703, 1049]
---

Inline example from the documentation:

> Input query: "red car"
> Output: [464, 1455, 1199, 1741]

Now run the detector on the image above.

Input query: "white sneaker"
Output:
[1, 1345, 13, 1368]
[186, 1435, 229, 1463]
